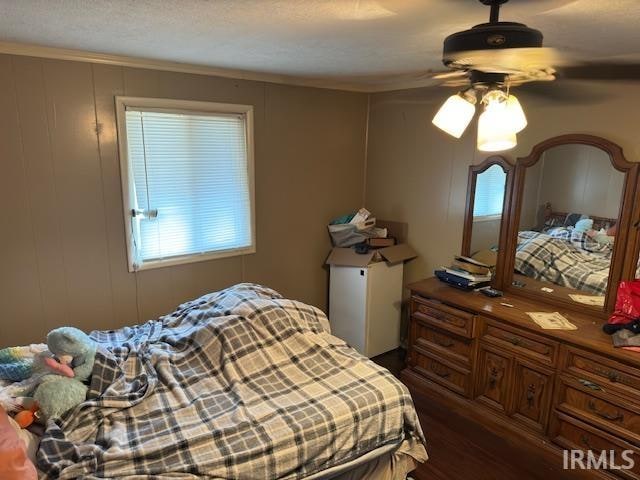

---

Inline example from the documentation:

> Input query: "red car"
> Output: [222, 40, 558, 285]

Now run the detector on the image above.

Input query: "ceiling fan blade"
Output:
[517, 81, 611, 105]
[432, 70, 468, 80]
[558, 62, 640, 81]
[441, 79, 472, 88]
[446, 47, 566, 74]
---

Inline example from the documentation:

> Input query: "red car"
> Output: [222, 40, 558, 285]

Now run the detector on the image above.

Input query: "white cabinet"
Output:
[329, 261, 403, 358]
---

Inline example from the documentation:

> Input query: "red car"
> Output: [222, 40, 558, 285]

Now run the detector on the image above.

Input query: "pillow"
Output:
[574, 218, 594, 233]
[0, 408, 37, 480]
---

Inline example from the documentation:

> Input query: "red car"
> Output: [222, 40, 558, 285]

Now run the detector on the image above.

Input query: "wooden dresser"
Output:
[403, 278, 640, 479]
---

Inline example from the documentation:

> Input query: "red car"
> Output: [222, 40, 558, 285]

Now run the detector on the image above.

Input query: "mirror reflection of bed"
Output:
[513, 143, 624, 305]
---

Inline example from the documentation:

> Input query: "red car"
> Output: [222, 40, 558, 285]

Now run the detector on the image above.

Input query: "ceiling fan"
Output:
[430, 0, 640, 152]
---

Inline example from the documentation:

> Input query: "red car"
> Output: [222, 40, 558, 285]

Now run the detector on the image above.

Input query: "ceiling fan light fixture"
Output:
[477, 99, 517, 152]
[432, 94, 476, 138]
[505, 94, 527, 133]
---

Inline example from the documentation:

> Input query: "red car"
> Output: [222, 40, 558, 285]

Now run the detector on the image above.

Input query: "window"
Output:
[116, 97, 255, 271]
[473, 164, 506, 219]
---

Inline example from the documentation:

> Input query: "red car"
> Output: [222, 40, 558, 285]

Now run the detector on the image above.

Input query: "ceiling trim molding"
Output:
[0, 40, 414, 93]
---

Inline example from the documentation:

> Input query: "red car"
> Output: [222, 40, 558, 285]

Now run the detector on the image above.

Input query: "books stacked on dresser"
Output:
[435, 255, 492, 290]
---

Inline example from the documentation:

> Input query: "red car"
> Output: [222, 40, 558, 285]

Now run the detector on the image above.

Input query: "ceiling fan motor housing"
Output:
[443, 22, 543, 68]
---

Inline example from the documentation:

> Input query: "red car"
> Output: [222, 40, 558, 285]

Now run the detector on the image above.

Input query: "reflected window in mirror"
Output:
[473, 164, 506, 219]
[462, 157, 513, 272]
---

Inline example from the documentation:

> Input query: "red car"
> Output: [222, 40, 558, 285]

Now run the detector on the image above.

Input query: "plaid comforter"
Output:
[515, 231, 611, 294]
[37, 284, 426, 479]
[545, 227, 612, 254]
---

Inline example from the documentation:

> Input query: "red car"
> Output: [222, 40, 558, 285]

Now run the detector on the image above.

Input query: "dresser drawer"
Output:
[550, 412, 640, 479]
[410, 345, 472, 397]
[556, 375, 640, 447]
[412, 318, 473, 366]
[411, 296, 475, 338]
[475, 343, 512, 413]
[563, 346, 640, 399]
[512, 358, 554, 433]
[482, 318, 558, 365]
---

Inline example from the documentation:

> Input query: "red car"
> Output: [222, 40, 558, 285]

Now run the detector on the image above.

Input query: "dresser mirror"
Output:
[462, 156, 513, 273]
[502, 134, 639, 314]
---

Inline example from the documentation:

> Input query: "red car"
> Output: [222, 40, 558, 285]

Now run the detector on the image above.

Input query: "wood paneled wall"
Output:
[0, 54, 367, 347]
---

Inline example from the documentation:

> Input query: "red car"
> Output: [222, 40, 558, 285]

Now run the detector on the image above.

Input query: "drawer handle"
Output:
[508, 336, 522, 347]
[588, 400, 624, 422]
[580, 434, 593, 450]
[489, 367, 499, 388]
[420, 307, 465, 327]
[608, 371, 620, 383]
[526, 384, 536, 408]
[578, 379, 602, 391]
[435, 337, 455, 348]
[420, 307, 445, 322]
[434, 367, 451, 378]
[419, 305, 437, 316]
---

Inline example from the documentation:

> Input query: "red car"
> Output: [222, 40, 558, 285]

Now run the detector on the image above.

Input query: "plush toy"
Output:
[13, 400, 39, 429]
[31, 327, 97, 423]
[0, 344, 48, 382]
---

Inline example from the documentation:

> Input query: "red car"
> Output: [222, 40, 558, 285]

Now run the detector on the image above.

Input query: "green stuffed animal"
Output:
[33, 327, 97, 421]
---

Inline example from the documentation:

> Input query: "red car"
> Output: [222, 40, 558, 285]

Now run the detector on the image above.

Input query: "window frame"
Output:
[115, 96, 256, 272]
[473, 213, 503, 222]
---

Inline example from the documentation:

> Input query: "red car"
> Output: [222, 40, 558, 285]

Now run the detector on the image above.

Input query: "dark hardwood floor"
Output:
[372, 349, 585, 480]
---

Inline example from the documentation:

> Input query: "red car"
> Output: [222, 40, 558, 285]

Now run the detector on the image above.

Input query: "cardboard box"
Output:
[325, 220, 417, 267]
[326, 221, 417, 357]
[367, 237, 396, 248]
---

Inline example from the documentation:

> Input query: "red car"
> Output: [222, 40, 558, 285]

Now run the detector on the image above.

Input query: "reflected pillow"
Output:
[574, 218, 594, 233]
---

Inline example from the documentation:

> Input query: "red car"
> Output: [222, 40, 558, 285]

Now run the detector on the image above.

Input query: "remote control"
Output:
[479, 286, 503, 298]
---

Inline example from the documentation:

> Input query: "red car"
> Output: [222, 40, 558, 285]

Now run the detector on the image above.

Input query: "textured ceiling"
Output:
[1, 0, 640, 90]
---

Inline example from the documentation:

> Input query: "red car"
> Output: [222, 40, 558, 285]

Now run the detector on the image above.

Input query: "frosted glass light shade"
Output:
[506, 95, 527, 133]
[432, 94, 476, 138]
[477, 103, 517, 152]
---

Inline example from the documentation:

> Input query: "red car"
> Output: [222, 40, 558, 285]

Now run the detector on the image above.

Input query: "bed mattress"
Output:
[35, 284, 426, 479]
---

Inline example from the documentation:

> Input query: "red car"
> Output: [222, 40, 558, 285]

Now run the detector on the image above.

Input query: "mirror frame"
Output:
[502, 134, 639, 315]
[462, 155, 514, 288]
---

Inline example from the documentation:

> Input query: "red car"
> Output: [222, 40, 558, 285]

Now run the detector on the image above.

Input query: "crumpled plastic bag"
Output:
[327, 223, 378, 247]
[609, 280, 640, 324]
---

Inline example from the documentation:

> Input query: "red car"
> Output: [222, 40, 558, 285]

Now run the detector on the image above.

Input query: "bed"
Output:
[17, 284, 426, 479]
[513, 205, 620, 295]
[514, 227, 613, 295]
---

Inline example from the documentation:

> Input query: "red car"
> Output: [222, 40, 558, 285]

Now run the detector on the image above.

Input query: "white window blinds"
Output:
[473, 164, 506, 218]
[118, 99, 254, 271]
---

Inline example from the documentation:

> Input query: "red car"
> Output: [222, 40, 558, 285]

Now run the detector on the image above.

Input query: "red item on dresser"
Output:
[609, 280, 640, 324]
